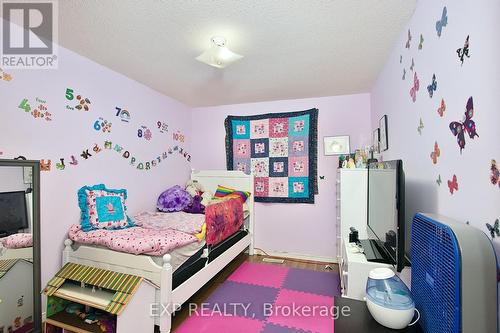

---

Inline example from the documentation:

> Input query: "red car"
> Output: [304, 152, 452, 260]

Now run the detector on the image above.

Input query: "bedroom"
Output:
[0, 1, 498, 333]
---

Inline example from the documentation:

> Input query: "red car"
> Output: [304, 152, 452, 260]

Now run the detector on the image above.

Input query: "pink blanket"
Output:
[0, 233, 33, 249]
[68, 224, 198, 256]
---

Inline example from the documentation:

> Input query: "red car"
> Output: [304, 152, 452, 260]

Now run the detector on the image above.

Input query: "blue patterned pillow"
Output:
[78, 184, 134, 231]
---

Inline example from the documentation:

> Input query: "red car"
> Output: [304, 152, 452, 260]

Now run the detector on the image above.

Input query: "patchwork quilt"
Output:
[225, 108, 318, 203]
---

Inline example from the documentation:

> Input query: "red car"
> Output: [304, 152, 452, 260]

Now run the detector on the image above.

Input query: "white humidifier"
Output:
[365, 268, 419, 329]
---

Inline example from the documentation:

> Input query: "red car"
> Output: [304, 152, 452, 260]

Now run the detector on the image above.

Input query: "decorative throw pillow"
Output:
[213, 185, 251, 204]
[157, 185, 193, 212]
[78, 184, 134, 232]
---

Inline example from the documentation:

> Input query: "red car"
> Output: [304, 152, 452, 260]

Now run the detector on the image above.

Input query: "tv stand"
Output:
[340, 238, 394, 300]
[359, 239, 393, 265]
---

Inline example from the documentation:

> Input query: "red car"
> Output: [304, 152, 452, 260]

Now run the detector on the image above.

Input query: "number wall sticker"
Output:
[65, 87, 92, 111]
[0, 68, 12, 81]
[173, 131, 185, 143]
[18, 97, 52, 121]
[138, 125, 152, 141]
[115, 107, 131, 122]
[157, 121, 169, 133]
[94, 117, 112, 133]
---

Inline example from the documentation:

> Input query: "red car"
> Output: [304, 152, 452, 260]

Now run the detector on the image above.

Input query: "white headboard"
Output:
[190, 170, 255, 254]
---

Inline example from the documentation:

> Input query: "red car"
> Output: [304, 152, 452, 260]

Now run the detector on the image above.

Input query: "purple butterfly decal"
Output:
[449, 97, 479, 153]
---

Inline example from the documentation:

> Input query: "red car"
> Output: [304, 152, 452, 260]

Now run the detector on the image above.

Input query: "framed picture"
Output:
[372, 128, 380, 153]
[379, 115, 388, 151]
[324, 135, 350, 155]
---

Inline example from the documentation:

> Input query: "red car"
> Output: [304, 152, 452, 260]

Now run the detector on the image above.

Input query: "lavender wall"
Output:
[371, 0, 500, 250]
[191, 94, 371, 260]
[0, 45, 193, 286]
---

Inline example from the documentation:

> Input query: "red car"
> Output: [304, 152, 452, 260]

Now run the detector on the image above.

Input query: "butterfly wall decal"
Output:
[402, 68, 406, 80]
[405, 29, 412, 49]
[486, 219, 500, 238]
[448, 174, 458, 194]
[319, 176, 325, 180]
[491, 159, 499, 188]
[400, 55, 402, 63]
[449, 96, 479, 153]
[436, 175, 442, 186]
[409, 72, 419, 102]
[430, 141, 440, 164]
[418, 34, 424, 50]
[457, 35, 470, 66]
[417, 118, 424, 135]
[410, 58, 415, 72]
[427, 74, 437, 98]
[436, 6, 448, 37]
[437, 98, 446, 117]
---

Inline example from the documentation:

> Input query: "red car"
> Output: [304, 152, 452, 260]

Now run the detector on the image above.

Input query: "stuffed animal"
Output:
[183, 194, 205, 214]
[185, 180, 212, 207]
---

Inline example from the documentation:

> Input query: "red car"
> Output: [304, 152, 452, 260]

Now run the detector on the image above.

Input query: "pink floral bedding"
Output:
[0, 233, 33, 249]
[133, 211, 205, 235]
[68, 224, 198, 256]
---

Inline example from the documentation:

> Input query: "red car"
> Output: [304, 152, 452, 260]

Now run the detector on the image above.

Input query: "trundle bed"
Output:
[62, 170, 255, 333]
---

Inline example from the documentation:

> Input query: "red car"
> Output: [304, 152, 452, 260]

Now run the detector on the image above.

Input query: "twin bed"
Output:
[61, 170, 255, 333]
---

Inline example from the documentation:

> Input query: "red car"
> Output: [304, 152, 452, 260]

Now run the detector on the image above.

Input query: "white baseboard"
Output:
[253, 249, 337, 264]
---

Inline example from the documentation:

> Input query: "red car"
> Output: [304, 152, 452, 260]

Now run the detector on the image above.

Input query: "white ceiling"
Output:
[58, 0, 416, 107]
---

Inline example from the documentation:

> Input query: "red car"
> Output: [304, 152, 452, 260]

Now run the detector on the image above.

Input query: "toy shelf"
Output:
[46, 310, 105, 333]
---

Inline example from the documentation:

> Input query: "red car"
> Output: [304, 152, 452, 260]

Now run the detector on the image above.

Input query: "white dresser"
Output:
[335, 168, 368, 263]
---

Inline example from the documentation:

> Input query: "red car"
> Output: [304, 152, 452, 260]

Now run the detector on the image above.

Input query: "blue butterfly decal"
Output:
[427, 74, 437, 98]
[436, 6, 448, 37]
[486, 219, 500, 238]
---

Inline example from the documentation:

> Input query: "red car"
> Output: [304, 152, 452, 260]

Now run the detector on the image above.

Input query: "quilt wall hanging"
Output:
[225, 108, 318, 203]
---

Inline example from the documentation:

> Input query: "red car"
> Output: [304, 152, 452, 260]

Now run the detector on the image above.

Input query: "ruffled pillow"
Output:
[78, 184, 134, 232]
[157, 185, 192, 212]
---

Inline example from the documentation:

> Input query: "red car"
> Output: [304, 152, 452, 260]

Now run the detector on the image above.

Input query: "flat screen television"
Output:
[365, 159, 408, 272]
[0, 190, 29, 235]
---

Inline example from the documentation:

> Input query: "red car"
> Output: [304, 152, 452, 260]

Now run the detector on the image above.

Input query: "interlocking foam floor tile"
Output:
[283, 267, 340, 297]
[206, 280, 280, 320]
[266, 289, 335, 333]
[260, 322, 312, 333]
[175, 313, 265, 333]
[227, 261, 290, 288]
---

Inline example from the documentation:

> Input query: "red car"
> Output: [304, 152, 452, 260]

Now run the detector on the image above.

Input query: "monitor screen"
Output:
[0, 191, 29, 234]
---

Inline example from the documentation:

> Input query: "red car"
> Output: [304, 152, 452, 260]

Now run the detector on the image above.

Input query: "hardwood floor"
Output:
[169, 254, 339, 332]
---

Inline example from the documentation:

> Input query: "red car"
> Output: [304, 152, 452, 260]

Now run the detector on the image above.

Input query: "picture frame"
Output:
[372, 128, 380, 154]
[324, 135, 350, 155]
[379, 115, 389, 151]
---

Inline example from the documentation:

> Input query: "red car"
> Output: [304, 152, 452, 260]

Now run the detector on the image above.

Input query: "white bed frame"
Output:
[0, 245, 33, 260]
[62, 170, 254, 333]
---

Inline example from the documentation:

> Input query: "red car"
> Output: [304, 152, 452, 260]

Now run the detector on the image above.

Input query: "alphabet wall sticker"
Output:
[115, 107, 131, 122]
[18, 97, 52, 121]
[40, 159, 51, 171]
[65, 87, 92, 111]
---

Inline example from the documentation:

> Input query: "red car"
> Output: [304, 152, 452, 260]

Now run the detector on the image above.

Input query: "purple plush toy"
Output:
[157, 185, 192, 212]
[183, 195, 205, 214]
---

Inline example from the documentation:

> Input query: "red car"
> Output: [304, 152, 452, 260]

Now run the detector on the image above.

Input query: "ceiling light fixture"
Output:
[196, 36, 243, 69]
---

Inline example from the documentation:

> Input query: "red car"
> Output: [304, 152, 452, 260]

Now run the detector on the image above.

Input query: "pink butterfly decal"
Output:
[430, 141, 440, 164]
[449, 97, 479, 153]
[437, 98, 446, 117]
[491, 159, 499, 188]
[409, 72, 419, 102]
[448, 175, 458, 194]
